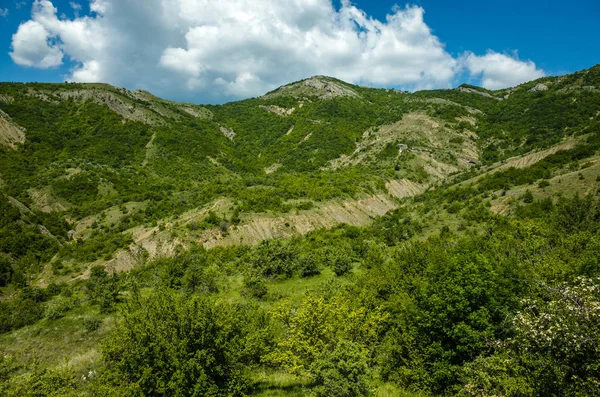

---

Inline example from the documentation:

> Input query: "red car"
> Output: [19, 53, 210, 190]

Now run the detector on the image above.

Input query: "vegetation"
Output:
[1, 66, 600, 396]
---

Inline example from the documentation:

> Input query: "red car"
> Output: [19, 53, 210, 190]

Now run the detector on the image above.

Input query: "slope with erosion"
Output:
[2, 67, 600, 285]
[2, 68, 600, 397]
[0, 110, 25, 150]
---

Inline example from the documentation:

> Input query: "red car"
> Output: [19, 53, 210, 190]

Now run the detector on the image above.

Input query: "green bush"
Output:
[333, 256, 352, 277]
[309, 340, 370, 397]
[99, 290, 272, 396]
[82, 316, 102, 332]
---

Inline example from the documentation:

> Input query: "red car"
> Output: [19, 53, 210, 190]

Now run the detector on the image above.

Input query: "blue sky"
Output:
[1, 0, 598, 103]
[360, 0, 600, 75]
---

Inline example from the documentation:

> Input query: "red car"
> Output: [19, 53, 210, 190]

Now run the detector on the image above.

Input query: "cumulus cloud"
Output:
[157, 0, 458, 96]
[10, 20, 64, 68]
[462, 51, 546, 90]
[9, 0, 545, 101]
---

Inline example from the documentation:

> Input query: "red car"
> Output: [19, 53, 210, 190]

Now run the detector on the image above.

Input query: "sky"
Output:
[0, 0, 599, 104]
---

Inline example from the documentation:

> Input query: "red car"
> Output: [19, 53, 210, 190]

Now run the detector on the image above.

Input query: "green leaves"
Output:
[99, 290, 271, 396]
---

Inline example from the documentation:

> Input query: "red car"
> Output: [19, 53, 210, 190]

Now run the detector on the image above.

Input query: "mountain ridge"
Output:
[1, 63, 600, 396]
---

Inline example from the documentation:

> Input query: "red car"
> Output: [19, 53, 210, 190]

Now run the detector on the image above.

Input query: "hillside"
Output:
[1, 65, 600, 396]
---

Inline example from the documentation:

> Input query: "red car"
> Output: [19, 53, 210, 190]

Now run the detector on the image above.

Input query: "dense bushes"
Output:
[96, 290, 272, 396]
[0, 287, 49, 333]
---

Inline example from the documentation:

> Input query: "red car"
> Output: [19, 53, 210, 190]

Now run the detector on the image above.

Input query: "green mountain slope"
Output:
[1, 65, 600, 396]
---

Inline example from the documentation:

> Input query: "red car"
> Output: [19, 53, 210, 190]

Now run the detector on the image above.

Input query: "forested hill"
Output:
[1, 65, 600, 396]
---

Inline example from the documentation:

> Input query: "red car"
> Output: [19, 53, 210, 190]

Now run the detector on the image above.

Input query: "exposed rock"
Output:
[201, 194, 397, 248]
[458, 86, 502, 100]
[504, 88, 518, 99]
[529, 83, 549, 92]
[386, 179, 426, 199]
[326, 113, 479, 175]
[181, 106, 213, 119]
[207, 156, 222, 166]
[0, 111, 26, 150]
[28, 188, 69, 213]
[265, 163, 282, 174]
[56, 90, 164, 124]
[220, 126, 236, 141]
[259, 105, 295, 116]
[263, 76, 360, 100]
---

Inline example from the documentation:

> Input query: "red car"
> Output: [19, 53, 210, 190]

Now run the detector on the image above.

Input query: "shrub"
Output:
[243, 274, 268, 299]
[44, 297, 73, 321]
[82, 316, 102, 332]
[538, 180, 550, 188]
[309, 341, 370, 397]
[99, 291, 270, 396]
[298, 256, 321, 278]
[521, 190, 534, 203]
[333, 256, 352, 277]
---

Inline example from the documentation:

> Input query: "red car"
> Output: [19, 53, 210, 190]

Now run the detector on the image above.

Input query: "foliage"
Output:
[2, 68, 600, 396]
[462, 277, 600, 396]
[98, 290, 272, 396]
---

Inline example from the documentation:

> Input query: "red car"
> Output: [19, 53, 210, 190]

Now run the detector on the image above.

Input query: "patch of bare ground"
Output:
[386, 179, 427, 199]
[326, 113, 478, 177]
[259, 105, 296, 116]
[220, 126, 236, 141]
[462, 138, 581, 186]
[28, 187, 68, 213]
[265, 163, 283, 174]
[0, 111, 25, 149]
[65, 168, 82, 180]
[201, 194, 399, 248]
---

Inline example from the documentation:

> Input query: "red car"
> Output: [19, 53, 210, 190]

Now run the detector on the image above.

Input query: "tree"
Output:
[98, 290, 272, 396]
[266, 294, 387, 394]
[461, 277, 600, 396]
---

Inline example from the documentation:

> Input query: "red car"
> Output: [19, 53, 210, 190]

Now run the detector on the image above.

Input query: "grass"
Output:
[0, 303, 112, 375]
[488, 157, 600, 214]
[249, 369, 309, 396]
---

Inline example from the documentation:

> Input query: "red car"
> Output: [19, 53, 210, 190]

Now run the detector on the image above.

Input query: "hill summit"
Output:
[262, 75, 361, 100]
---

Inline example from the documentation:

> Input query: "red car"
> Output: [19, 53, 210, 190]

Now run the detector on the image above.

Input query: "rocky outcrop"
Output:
[263, 76, 360, 100]
[529, 83, 549, 92]
[259, 105, 296, 116]
[0, 111, 26, 150]
[219, 126, 236, 141]
[458, 86, 502, 100]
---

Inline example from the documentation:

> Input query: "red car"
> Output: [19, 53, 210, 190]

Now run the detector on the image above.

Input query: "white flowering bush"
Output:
[513, 277, 600, 361]
[462, 277, 600, 396]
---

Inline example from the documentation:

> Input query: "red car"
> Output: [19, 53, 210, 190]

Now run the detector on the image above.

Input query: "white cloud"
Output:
[462, 51, 546, 90]
[157, 0, 459, 95]
[9, 0, 546, 101]
[0, 8, 8, 17]
[69, 2, 82, 11]
[10, 20, 63, 68]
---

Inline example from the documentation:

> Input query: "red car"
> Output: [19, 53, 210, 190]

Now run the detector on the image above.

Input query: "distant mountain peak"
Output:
[263, 75, 360, 100]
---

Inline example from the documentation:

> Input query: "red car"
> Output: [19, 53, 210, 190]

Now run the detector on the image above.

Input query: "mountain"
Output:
[1, 65, 600, 396]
